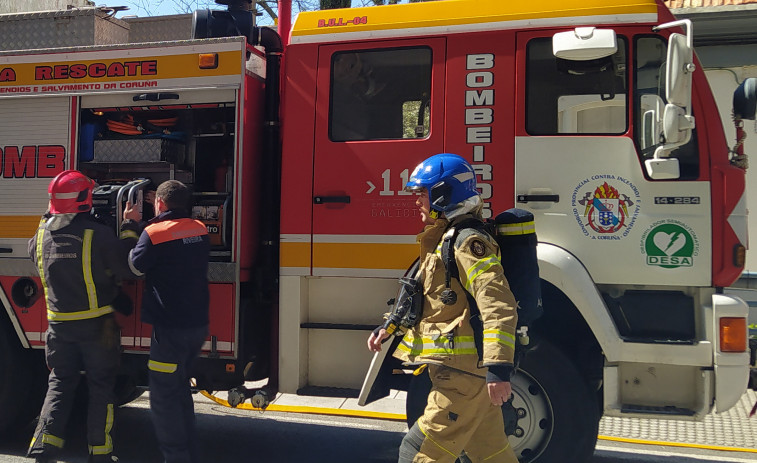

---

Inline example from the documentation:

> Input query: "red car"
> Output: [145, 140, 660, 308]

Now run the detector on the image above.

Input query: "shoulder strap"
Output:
[440, 218, 487, 294]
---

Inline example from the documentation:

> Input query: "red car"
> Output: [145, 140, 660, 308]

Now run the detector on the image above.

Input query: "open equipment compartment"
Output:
[78, 88, 237, 262]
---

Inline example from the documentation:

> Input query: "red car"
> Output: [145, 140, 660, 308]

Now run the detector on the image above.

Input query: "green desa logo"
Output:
[641, 221, 699, 269]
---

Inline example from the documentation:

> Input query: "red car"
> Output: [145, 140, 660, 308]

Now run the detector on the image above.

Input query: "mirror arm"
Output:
[653, 19, 693, 49]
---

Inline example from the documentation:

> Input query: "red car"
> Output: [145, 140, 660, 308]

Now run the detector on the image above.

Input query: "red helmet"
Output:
[48, 170, 94, 214]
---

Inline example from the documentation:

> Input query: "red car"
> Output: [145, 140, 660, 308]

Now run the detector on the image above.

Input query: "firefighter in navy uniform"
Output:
[124, 180, 209, 463]
[368, 153, 519, 463]
[28, 170, 139, 463]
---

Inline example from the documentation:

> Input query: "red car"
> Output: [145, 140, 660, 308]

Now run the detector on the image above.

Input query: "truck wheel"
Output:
[509, 340, 599, 463]
[404, 339, 599, 463]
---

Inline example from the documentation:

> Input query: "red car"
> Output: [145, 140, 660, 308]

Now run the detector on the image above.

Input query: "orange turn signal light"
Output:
[199, 53, 219, 69]
[225, 363, 235, 373]
[733, 244, 746, 267]
[719, 317, 747, 352]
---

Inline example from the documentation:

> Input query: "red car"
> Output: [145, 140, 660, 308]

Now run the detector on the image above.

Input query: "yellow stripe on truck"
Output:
[313, 242, 416, 270]
[292, 0, 658, 40]
[280, 241, 417, 271]
[280, 241, 312, 268]
[0, 215, 44, 238]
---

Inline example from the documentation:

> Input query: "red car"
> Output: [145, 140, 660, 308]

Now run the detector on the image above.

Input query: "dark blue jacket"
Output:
[29, 213, 137, 322]
[129, 210, 210, 328]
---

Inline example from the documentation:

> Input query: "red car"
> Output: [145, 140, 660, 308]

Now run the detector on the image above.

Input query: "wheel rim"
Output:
[505, 369, 553, 462]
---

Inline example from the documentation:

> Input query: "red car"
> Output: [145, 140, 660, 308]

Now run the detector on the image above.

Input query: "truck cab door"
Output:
[311, 39, 446, 278]
[514, 29, 711, 288]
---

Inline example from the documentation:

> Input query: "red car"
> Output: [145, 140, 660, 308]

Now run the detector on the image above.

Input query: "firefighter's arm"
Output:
[122, 201, 142, 223]
[120, 218, 143, 242]
[455, 231, 518, 382]
[98, 226, 140, 279]
[487, 381, 512, 407]
[28, 214, 49, 264]
[28, 230, 39, 265]
[127, 231, 156, 277]
[367, 328, 390, 352]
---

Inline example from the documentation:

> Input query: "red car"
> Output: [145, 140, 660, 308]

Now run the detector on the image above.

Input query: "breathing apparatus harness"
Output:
[439, 209, 543, 363]
[379, 259, 422, 338]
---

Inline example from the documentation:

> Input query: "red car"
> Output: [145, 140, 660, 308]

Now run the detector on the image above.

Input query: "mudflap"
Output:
[358, 335, 405, 406]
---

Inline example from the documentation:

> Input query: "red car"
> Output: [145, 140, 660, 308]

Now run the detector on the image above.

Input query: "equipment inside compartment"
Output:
[78, 103, 236, 260]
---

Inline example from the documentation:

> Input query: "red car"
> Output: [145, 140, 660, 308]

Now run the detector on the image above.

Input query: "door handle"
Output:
[517, 194, 559, 203]
[314, 195, 351, 204]
[0, 248, 12, 254]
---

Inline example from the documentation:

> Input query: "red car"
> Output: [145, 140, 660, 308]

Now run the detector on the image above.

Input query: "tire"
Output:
[404, 340, 600, 463]
[508, 340, 599, 463]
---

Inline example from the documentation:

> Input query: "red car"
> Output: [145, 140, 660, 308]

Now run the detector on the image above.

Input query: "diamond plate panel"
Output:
[0, 9, 128, 51]
[208, 262, 236, 282]
[599, 390, 757, 448]
[125, 15, 193, 43]
[93, 138, 185, 163]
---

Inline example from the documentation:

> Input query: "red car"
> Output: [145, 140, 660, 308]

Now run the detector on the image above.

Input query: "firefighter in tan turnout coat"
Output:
[368, 153, 519, 463]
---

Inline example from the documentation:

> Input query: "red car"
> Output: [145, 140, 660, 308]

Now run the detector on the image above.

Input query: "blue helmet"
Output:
[406, 153, 479, 218]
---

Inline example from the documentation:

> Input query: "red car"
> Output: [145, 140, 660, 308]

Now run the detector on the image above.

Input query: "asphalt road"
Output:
[0, 394, 406, 463]
[0, 394, 755, 463]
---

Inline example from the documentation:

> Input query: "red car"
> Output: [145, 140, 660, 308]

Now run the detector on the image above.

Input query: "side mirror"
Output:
[644, 104, 695, 180]
[644, 19, 696, 180]
[662, 103, 694, 145]
[640, 94, 664, 151]
[645, 156, 680, 180]
[553, 27, 617, 61]
[665, 32, 695, 108]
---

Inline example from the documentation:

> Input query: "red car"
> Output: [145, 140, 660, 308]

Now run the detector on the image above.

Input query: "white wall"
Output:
[705, 66, 757, 273]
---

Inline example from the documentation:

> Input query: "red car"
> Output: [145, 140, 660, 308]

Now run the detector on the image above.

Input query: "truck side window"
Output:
[634, 36, 699, 180]
[330, 47, 432, 142]
[526, 37, 628, 135]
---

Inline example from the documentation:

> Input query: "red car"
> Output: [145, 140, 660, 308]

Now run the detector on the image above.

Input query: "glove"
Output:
[112, 290, 133, 317]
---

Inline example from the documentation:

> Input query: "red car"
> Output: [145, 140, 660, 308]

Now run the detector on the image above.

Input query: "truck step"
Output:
[296, 386, 360, 398]
[621, 404, 696, 416]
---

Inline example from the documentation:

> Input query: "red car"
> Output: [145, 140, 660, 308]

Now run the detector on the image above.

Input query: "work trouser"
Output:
[28, 315, 121, 459]
[148, 324, 207, 463]
[399, 365, 518, 463]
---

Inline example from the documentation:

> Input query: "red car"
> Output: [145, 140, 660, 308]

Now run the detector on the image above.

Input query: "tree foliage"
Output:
[320, 0, 351, 8]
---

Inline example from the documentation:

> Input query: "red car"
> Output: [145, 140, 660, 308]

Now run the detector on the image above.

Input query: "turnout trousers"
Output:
[148, 324, 207, 463]
[399, 365, 518, 463]
[28, 315, 121, 460]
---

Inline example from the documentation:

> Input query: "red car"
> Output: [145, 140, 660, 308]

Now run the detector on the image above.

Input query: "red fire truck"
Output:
[0, 0, 755, 461]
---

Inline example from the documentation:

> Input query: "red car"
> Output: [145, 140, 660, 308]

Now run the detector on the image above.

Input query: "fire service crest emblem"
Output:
[571, 177, 641, 240]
